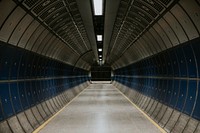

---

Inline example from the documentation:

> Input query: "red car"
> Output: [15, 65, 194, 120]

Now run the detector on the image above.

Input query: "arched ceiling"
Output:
[0, 0, 98, 70]
[0, 0, 200, 70]
[105, 0, 200, 69]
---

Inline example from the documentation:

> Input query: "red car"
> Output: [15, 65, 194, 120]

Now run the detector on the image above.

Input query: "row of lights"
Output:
[93, 0, 103, 63]
[97, 35, 102, 61]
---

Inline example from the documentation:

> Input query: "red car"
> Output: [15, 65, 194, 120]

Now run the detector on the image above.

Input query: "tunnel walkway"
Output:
[37, 82, 162, 133]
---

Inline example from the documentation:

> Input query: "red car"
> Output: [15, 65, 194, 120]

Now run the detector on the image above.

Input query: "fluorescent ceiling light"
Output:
[93, 0, 103, 15]
[99, 55, 102, 57]
[98, 48, 102, 52]
[97, 35, 102, 41]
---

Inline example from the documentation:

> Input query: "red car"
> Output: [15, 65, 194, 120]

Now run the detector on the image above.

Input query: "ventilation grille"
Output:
[107, 0, 176, 65]
[23, 0, 40, 8]
[159, 0, 174, 6]
[39, 2, 64, 20]
[32, 0, 57, 15]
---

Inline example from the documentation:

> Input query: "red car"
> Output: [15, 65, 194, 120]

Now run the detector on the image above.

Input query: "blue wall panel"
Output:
[169, 50, 179, 77]
[164, 80, 173, 105]
[192, 81, 200, 120]
[184, 80, 197, 115]
[113, 38, 200, 121]
[10, 83, 22, 113]
[0, 83, 14, 118]
[175, 80, 187, 111]
[191, 39, 200, 77]
[176, 48, 187, 77]
[0, 48, 11, 80]
[18, 82, 30, 110]
[0, 41, 89, 122]
[183, 45, 197, 78]
[0, 99, 4, 121]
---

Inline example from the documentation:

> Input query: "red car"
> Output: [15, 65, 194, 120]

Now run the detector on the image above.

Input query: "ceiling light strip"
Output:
[93, 0, 103, 15]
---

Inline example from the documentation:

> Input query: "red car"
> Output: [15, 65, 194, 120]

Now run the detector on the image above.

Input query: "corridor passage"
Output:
[38, 82, 161, 133]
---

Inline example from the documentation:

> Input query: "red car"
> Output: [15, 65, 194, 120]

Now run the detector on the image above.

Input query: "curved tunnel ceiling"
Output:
[106, 0, 200, 70]
[0, 0, 98, 71]
[0, 0, 200, 71]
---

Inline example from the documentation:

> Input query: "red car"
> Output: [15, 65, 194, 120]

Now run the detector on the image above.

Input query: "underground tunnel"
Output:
[0, 0, 200, 132]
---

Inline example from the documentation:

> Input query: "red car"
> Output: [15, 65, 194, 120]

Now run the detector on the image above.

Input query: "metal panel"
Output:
[36, 33, 53, 54]
[31, 29, 49, 52]
[25, 25, 45, 50]
[169, 49, 179, 77]
[18, 20, 40, 48]
[0, 121, 12, 133]
[10, 49, 23, 80]
[171, 4, 199, 40]
[17, 112, 34, 133]
[0, 7, 26, 42]
[134, 42, 146, 57]
[0, 0, 16, 28]
[41, 36, 57, 55]
[183, 118, 199, 133]
[164, 12, 188, 44]
[145, 30, 162, 52]
[0, 45, 12, 80]
[138, 38, 153, 56]
[180, 0, 200, 34]
[0, 99, 3, 121]
[51, 44, 65, 58]
[192, 80, 200, 120]
[153, 23, 172, 48]
[149, 27, 167, 51]
[175, 80, 187, 111]
[10, 83, 23, 113]
[45, 38, 59, 56]
[170, 79, 180, 108]
[18, 82, 30, 110]
[142, 34, 158, 54]
[0, 83, 14, 118]
[171, 114, 189, 133]
[7, 116, 25, 133]
[183, 80, 197, 115]
[130, 44, 144, 59]
[176, 48, 187, 77]
[8, 14, 33, 45]
[158, 18, 179, 46]
[137, 39, 152, 56]
[183, 44, 197, 78]
[192, 38, 200, 77]
[164, 80, 174, 105]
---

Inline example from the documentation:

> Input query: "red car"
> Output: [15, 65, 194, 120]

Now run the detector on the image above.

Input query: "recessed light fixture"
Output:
[97, 35, 102, 41]
[99, 59, 102, 61]
[92, 0, 103, 16]
[98, 48, 102, 52]
[99, 55, 102, 57]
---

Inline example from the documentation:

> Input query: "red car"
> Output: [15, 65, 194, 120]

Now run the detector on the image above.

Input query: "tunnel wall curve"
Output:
[0, 41, 90, 133]
[113, 37, 200, 133]
[112, 0, 200, 70]
[0, 0, 91, 70]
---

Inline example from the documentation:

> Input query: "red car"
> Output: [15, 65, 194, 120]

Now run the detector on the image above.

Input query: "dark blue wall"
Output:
[0, 41, 89, 122]
[113, 37, 200, 121]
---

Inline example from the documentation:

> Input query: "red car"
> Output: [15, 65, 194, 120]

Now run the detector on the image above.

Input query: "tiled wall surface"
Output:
[113, 38, 200, 133]
[0, 42, 90, 132]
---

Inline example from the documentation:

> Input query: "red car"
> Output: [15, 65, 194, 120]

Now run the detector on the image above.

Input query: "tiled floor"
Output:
[39, 83, 161, 133]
